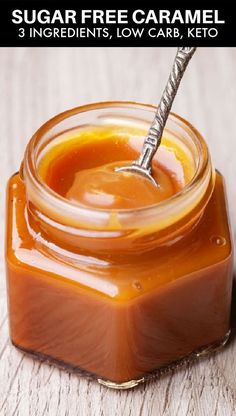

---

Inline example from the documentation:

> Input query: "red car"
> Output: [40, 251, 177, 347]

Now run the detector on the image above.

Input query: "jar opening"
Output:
[23, 102, 214, 246]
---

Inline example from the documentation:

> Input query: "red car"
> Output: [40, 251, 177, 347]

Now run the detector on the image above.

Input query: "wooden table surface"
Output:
[0, 47, 236, 416]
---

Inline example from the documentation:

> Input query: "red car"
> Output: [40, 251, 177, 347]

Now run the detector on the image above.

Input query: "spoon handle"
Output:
[134, 47, 197, 172]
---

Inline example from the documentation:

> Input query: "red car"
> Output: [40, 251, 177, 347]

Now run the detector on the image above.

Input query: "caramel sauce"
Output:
[6, 125, 233, 383]
[39, 127, 194, 209]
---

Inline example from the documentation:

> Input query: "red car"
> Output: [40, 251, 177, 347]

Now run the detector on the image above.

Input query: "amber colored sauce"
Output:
[6, 126, 233, 383]
[39, 127, 194, 209]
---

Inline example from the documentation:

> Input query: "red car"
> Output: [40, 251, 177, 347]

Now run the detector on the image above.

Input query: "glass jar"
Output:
[6, 102, 233, 389]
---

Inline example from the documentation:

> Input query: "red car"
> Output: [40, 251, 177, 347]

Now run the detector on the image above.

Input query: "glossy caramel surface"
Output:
[38, 126, 194, 209]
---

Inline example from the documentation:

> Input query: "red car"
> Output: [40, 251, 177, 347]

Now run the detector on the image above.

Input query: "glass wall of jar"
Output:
[6, 102, 233, 389]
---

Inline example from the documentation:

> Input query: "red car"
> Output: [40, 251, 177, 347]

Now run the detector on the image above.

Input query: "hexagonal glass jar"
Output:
[6, 102, 233, 389]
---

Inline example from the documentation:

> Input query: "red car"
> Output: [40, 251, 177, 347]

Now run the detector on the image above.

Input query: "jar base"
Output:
[11, 329, 230, 390]
[97, 329, 231, 389]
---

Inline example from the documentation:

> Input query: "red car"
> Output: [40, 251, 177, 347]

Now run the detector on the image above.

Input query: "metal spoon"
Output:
[116, 47, 197, 187]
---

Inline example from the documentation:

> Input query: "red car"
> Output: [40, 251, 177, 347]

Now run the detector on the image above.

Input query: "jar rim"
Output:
[23, 101, 212, 230]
